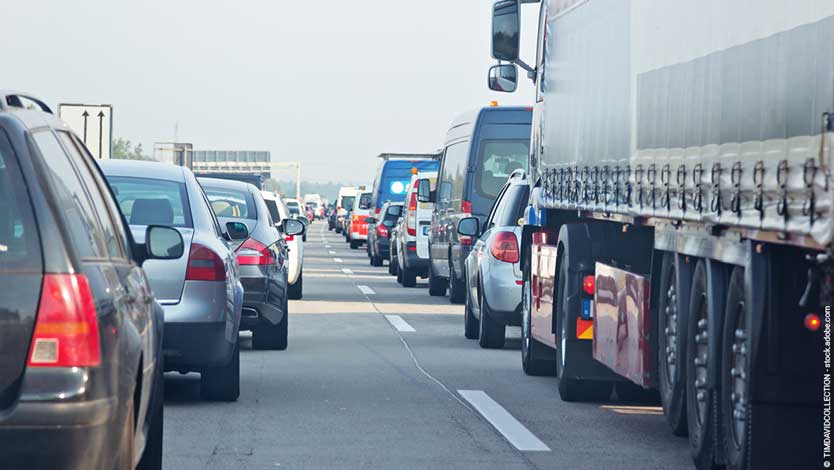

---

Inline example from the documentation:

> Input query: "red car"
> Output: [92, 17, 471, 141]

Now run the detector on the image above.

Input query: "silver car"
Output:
[458, 171, 529, 349]
[101, 160, 245, 401]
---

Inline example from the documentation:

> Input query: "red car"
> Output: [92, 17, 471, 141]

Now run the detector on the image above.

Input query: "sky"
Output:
[3, 1, 538, 185]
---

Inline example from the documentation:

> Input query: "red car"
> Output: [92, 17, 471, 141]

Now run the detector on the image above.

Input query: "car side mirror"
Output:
[492, 0, 520, 62]
[226, 221, 249, 240]
[146, 226, 184, 260]
[488, 63, 518, 93]
[457, 217, 480, 238]
[296, 215, 310, 226]
[282, 218, 305, 236]
[417, 178, 433, 203]
[366, 217, 377, 224]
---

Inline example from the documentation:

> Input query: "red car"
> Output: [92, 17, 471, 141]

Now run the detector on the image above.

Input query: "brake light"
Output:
[186, 244, 227, 281]
[805, 313, 822, 332]
[236, 239, 275, 266]
[377, 224, 389, 238]
[375, 207, 381, 215]
[28, 274, 101, 367]
[408, 190, 418, 211]
[461, 200, 472, 214]
[490, 232, 519, 263]
[459, 236, 473, 246]
[284, 235, 295, 242]
[583, 275, 595, 296]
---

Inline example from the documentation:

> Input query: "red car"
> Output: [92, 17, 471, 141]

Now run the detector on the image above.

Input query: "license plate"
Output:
[581, 299, 594, 320]
[422, 226, 429, 235]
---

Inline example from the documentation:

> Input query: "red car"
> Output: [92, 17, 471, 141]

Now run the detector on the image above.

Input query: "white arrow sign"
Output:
[58, 104, 113, 160]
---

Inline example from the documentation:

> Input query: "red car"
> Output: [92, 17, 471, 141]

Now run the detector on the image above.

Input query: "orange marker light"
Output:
[804, 313, 822, 332]
[489, 100, 499, 107]
[583, 275, 595, 296]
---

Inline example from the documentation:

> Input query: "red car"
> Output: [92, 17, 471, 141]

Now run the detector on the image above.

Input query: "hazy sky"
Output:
[4, 1, 537, 184]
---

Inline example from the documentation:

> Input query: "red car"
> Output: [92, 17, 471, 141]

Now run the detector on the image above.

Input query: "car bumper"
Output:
[376, 238, 391, 257]
[239, 265, 287, 328]
[482, 261, 522, 324]
[163, 321, 236, 370]
[403, 243, 430, 272]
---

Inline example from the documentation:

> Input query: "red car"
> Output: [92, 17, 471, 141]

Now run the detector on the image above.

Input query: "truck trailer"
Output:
[487, 1, 832, 469]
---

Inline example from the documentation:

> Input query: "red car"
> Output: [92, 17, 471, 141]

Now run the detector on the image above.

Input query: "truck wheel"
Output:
[448, 260, 466, 304]
[428, 264, 447, 297]
[658, 251, 689, 436]
[288, 272, 303, 300]
[201, 338, 240, 401]
[555, 250, 610, 402]
[401, 267, 417, 287]
[686, 261, 721, 469]
[464, 277, 479, 339]
[721, 267, 750, 470]
[521, 276, 556, 376]
[478, 287, 506, 349]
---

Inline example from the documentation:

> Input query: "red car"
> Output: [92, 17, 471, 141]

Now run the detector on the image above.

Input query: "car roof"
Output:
[100, 159, 187, 182]
[198, 176, 257, 193]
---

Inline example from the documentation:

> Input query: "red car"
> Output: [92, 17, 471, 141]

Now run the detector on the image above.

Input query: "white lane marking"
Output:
[357, 285, 375, 295]
[342, 268, 353, 275]
[325, 245, 332, 248]
[457, 390, 551, 452]
[385, 315, 416, 332]
[333, 258, 343, 263]
[329, 250, 337, 254]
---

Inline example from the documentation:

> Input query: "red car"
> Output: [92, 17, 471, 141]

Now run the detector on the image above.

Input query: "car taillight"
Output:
[408, 190, 418, 211]
[459, 236, 473, 246]
[284, 235, 295, 242]
[377, 224, 389, 238]
[375, 207, 381, 215]
[461, 200, 472, 214]
[583, 275, 595, 296]
[28, 274, 101, 367]
[186, 244, 227, 281]
[490, 232, 519, 263]
[236, 238, 275, 266]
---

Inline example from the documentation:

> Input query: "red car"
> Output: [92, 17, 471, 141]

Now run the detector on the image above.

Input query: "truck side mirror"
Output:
[488, 63, 518, 92]
[492, 0, 520, 62]
[417, 178, 433, 203]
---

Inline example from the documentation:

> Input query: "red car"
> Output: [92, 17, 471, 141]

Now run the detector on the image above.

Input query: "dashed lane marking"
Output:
[385, 315, 415, 332]
[457, 390, 551, 452]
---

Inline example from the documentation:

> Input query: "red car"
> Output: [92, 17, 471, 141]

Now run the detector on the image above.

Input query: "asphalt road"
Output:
[163, 221, 691, 470]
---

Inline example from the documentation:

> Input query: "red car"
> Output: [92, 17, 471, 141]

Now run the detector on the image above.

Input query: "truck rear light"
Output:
[805, 313, 821, 331]
[186, 244, 227, 281]
[490, 232, 519, 263]
[236, 239, 275, 266]
[461, 200, 472, 214]
[28, 274, 101, 367]
[583, 275, 595, 296]
[377, 224, 389, 238]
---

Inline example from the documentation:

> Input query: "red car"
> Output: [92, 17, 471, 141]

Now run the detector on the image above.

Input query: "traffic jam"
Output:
[1, 1, 831, 469]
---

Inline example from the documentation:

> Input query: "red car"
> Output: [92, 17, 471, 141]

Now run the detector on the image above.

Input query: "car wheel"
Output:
[464, 279, 480, 340]
[114, 395, 135, 469]
[448, 260, 465, 304]
[396, 265, 404, 284]
[302, 233, 307, 242]
[478, 286, 506, 349]
[389, 256, 398, 275]
[350, 240, 360, 249]
[401, 267, 417, 287]
[288, 272, 303, 300]
[137, 360, 164, 470]
[521, 276, 556, 376]
[201, 338, 240, 401]
[253, 313, 289, 351]
[428, 263, 447, 297]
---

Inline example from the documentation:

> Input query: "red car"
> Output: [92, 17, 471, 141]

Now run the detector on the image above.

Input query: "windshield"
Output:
[107, 176, 193, 227]
[475, 140, 529, 198]
[340, 196, 355, 209]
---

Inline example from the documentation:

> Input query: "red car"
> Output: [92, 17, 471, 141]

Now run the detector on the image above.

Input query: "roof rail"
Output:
[509, 168, 527, 180]
[0, 91, 53, 114]
[377, 152, 441, 161]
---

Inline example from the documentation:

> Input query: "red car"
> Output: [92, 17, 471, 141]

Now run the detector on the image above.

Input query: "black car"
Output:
[0, 92, 177, 468]
[367, 202, 403, 267]
[199, 178, 303, 350]
[327, 204, 338, 231]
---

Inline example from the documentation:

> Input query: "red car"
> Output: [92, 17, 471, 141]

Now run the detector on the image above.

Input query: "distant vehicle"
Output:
[335, 186, 363, 234]
[394, 171, 437, 287]
[459, 170, 529, 349]
[304, 194, 325, 219]
[418, 106, 532, 303]
[368, 202, 403, 266]
[200, 178, 303, 350]
[262, 191, 305, 299]
[348, 192, 373, 249]
[104, 161, 246, 402]
[327, 203, 338, 231]
[193, 172, 264, 190]
[304, 204, 315, 223]
[0, 93, 170, 468]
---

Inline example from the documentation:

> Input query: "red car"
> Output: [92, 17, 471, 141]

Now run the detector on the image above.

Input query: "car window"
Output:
[383, 205, 402, 226]
[32, 130, 107, 260]
[58, 132, 126, 259]
[202, 186, 257, 220]
[439, 141, 468, 208]
[475, 140, 529, 198]
[340, 196, 355, 210]
[0, 133, 41, 272]
[106, 176, 193, 228]
[495, 185, 529, 227]
[265, 199, 282, 223]
[358, 193, 372, 210]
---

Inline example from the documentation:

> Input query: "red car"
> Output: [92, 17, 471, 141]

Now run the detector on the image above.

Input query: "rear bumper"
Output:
[482, 261, 522, 324]
[375, 238, 391, 257]
[163, 321, 236, 370]
[160, 280, 230, 323]
[402, 244, 430, 273]
[351, 232, 368, 241]
[239, 265, 287, 328]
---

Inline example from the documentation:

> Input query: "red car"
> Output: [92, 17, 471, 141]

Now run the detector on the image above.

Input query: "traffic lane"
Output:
[397, 313, 692, 470]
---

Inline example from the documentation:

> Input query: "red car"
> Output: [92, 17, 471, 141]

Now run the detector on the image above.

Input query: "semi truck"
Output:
[487, 1, 832, 469]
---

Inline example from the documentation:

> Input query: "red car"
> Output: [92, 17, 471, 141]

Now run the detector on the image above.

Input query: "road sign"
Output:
[58, 104, 113, 160]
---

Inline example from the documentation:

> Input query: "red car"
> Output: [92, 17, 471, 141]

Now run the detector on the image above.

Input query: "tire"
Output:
[388, 256, 398, 276]
[448, 260, 465, 304]
[554, 248, 610, 402]
[253, 312, 289, 351]
[371, 254, 383, 267]
[137, 362, 164, 470]
[521, 274, 557, 376]
[288, 272, 303, 300]
[428, 263, 447, 297]
[464, 278, 480, 340]
[350, 240, 360, 249]
[658, 252, 689, 436]
[401, 267, 417, 287]
[302, 234, 307, 242]
[201, 338, 240, 401]
[478, 287, 506, 349]
[396, 265, 404, 284]
[615, 381, 660, 404]
[721, 267, 750, 470]
[114, 395, 135, 470]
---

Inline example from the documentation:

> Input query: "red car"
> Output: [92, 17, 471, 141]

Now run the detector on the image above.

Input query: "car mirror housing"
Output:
[488, 63, 518, 93]
[417, 178, 433, 203]
[145, 225, 184, 260]
[282, 218, 305, 236]
[457, 217, 480, 238]
[226, 221, 249, 240]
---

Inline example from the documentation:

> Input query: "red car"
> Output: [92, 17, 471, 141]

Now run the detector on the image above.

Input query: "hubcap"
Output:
[664, 277, 679, 383]
[730, 299, 748, 447]
[693, 292, 709, 426]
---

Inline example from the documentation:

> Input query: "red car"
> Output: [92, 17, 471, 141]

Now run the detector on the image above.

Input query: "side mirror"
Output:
[146, 226, 185, 260]
[492, 0, 520, 62]
[488, 63, 518, 93]
[366, 217, 377, 224]
[296, 215, 310, 226]
[457, 217, 480, 238]
[282, 218, 305, 236]
[417, 178, 433, 203]
[226, 221, 249, 240]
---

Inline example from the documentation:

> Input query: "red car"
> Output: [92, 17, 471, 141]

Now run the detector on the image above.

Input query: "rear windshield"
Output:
[475, 140, 529, 198]
[340, 196, 355, 210]
[0, 135, 41, 272]
[377, 160, 439, 207]
[107, 176, 193, 228]
[202, 186, 257, 220]
[357, 193, 372, 210]
[383, 205, 403, 226]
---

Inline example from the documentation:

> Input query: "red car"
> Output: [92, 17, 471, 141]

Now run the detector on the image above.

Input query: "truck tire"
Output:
[401, 267, 417, 287]
[288, 272, 303, 300]
[720, 267, 750, 470]
[464, 277, 479, 339]
[478, 287, 506, 349]
[658, 251, 689, 436]
[685, 260, 721, 470]
[521, 276, 556, 376]
[201, 338, 240, 401]
[428, 264, 447, 297]
[448, 259, 466, 304]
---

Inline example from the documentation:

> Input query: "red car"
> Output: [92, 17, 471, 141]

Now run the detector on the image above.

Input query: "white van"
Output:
[394, 172, 436, 287]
